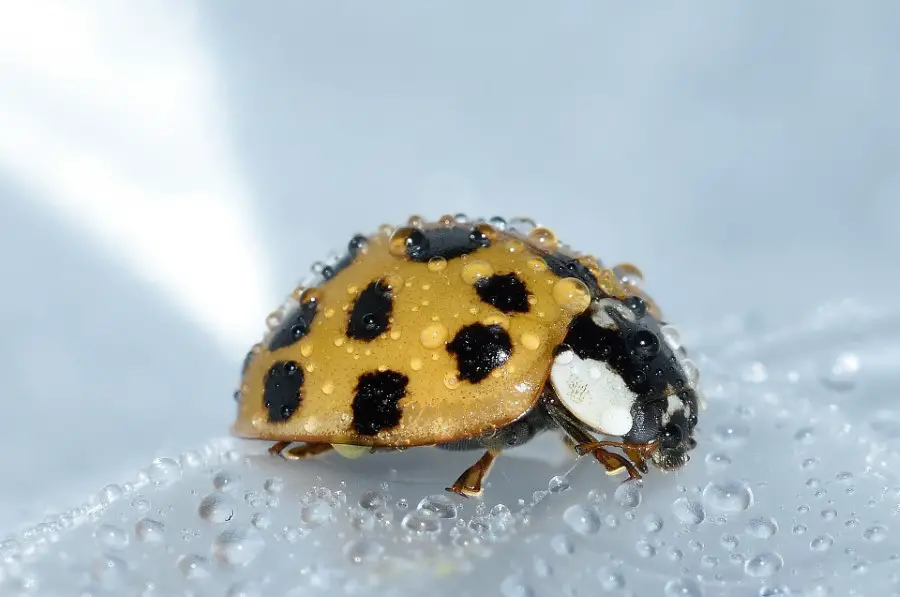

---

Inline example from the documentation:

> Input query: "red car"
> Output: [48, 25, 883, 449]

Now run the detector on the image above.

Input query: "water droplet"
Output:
[644, 515, 664, 533]
[508, 217, 536, 234]
[500, 575, 535, 597]
[615, 480, 643, 508]
[705, 452, 732, 470]
[300, 501, 334, 527]
[198, 492, 235, 523]
[521, 332, 541, 350]
[713, 424, 749, 446]
[820, 352, 860, 391]
[597, 567, 625, 591]
[742, 362, 768, 383]
[343, 538, 384, 564]
[402, 511, 441, 535]
[563, 504, 601, 535]
[427, 256, 448, 272]
[461, 260, 495, 285]
[91, 554, 129, 587]
[417, 495, 458, 519]
[864, 525, 888, 542]
[97, 484, 123, 506]
[801, 457, 820, 470]
[527, 226, 559, 250]
[664, 578, 704, 597]
[661, 325, 682, 350]
[612, 263, 643, 287]
[213, 471, 237, 491]
[635, 538, 656, 557]
[821, 508, 837, 521]
[93, 524, 129, 550]
[672, 497, 705, 525]
[548, 475, 570, 493]
[794, 426, 816, 444]
[744, 552, 783, 577]
[420, 323, 449, 349]
[552, 278, 592, 315]
[746, 517, 778, 539]
[720, 533, 740, 550]
[176, 554, 210, 579]
[551, 533, 574, 555]
[263, 477, 283, 493]
[702, 481, 754, 513]
[810, 535, 834, 551]
[226, 581, 262, 597]
[134, 518, 165, 543]
[147, 457, 181, 486]
[792, 524, 808, 535]
[212, 527, 265, 566]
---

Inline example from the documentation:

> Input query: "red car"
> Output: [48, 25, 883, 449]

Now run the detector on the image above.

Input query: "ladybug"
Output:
[232, 215, 701, 497]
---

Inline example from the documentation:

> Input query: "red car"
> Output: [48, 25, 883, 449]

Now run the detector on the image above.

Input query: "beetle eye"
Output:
[661, 423, 683, 445]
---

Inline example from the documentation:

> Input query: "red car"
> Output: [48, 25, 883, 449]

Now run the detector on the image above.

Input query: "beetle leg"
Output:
[269, 442, 334, 460]
[446, 449, 500, 498]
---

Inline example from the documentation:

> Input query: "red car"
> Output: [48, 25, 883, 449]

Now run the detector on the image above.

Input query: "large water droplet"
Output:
[820, 352, 860, 391]
[810, 535, 833, 551]
[359, 489, 386, 510]
[702, 481, 754, 513]
[615, 480, 643, 508]
[863, 525, 888, 542]
[176, 554, 210, 579]
[705, 452, 732, 470]
[548, 475, 570, 493]
[343, 538, 384, 564]
[417, 495, 458, 519]
[672, 497, 705, 525]
[147, 457, 182, 486]
[300, 501, 334, 527]
[664, 578, 704, 597]
[563, 504, 601, 535]
[226, 581, 262, 597]
[401, 511, 441, 535]
[212, 527, 265, 566]
[93, 524, 129, 550]
[198, 492, 236, 523]
[746, 517, 778, 539]
[743, 552, 784, 577]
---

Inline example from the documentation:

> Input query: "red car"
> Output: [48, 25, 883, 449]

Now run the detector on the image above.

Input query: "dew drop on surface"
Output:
[644, 515, 664, 533]
[563, 504, 601, 535]
[552, 278, 592, 315]
[508, 217, 536, 234]
[97, 484, 123, 506]
[713, 424, 749, 446]
[226, 581, 262, 597]
[551, 534, 575, 555]
[720, 533, 740, 550]
[147, 457, 182, 486]
[635, 538, 656, 558]
[401, 511, 441, 535]
[500, 574, 535, 597]
[461, 260, 495, 285]
[177, 554, 211, 579]
[91, 554, 129, 587]
[705, 452, 732, 470]
[664, 577, 704, 597]
[672, 497, 705, 525]
[744, 552, 784, 577]
[702, 481, 754, 513]
[212, 527, 265, 566]
[548, 475, 570, 493]
[810, 534, 834, 551]
[213, 471, 237, 491]
[615, 480, 643, 508]
[300, 501, 334, 527]
[821, 508, 837, 521]
[820, 351, 860, 390]
[343, 538, 384, 564]
[793, 524, 808, 535]
[863, 525, 888, 542]
[359, 489, 386, 510]
[251, 513, 270, 530]
[794, 426, 816, 444]
[198, 492, 236, 523]
[597, 567, 625, 591]
[420, 323, 449, 349]
[93, 524, 129, 550]
[742, 361, 768, 383]
[746, 517, 778, 539]
[134, 518, 165, 543]
[417, 494, 458, 519]
[427, 256, 448, 272]
[264, 477, 283, 493]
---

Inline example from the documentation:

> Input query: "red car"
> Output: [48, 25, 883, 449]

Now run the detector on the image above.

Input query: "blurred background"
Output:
[1, 1, 900, 594]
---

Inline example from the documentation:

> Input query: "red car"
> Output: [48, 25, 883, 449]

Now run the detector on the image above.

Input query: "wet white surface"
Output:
[2, 1, 900, 596]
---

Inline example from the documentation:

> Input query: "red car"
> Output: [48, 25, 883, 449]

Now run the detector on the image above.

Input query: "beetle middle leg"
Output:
[269, 441, 334, 460]
[446, 449, 500, 498]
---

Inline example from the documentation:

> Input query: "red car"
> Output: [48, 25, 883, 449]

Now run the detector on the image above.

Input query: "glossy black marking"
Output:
[268, 300, 318, 351]
[352, 370, 409, 435]
[623, 295, 647, 318]
[241, 349, 255, 375]
[446, 323, 512, 383]
[347, 279, 393, 340]
[404, 225, 491, 262]
[436, 404, 553, 451]
[541, 252, 603, 298]
[474, 273, 530, 314]
[263, 361, 304, 423]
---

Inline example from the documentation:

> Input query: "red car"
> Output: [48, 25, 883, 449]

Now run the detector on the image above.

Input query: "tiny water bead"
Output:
[672, 497, 705, 525]
[198, 492, 236, 523]
[134, 518, 165, 543]
[343, 538, 385, 564]
[743, 552, 784, 577]
[705, 452, 733, 470]
[644, 515, 665, 533]
[819, 351, 861, 391]
[551, 534, 575, 555]
[614, 480, 643, 508]
[213, 471, 238, 491]
[548, 475, 570, 493]
[562, 504, 601, 535]
[93, 524, 129, 550]
[500, 574, 535, 597]
[417, 495, 458, 519]
[300, 501, 335, 527]
[401, 511, 441, 535]
[359, 489, 387, 510]
[664, 578, 704, 597]
[863, 525, 888, 542]
[702, 481, 754, 513]
[810, 535, 834, 551]
[597, 568, 625, 591]
[176, 554, 211, 580]
[713, 423, 750, 446]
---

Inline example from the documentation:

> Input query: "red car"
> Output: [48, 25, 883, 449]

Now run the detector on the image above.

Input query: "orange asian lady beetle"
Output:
[232, 215, 701, 497]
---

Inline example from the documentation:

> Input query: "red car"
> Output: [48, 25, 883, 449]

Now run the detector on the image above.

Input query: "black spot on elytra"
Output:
[352, 370, 409, 435]
[446, 323, 512, 383]
[268, 300, 318, 351]
[347, 279, 393, 340]
[541, 252, 603, 298]
[404, 225, 491, 262]
[263, 361, 304, 423]
[321, 234, 369, 281]
[474, 273, 530, 314]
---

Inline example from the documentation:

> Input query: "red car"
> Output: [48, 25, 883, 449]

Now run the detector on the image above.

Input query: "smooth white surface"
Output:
[2, 1, 900, 595]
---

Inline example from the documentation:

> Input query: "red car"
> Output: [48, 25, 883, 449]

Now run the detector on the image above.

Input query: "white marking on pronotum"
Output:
[591, 298, 636, 329]
[661, 394, 686, 426]
[550, 349, 637, 436]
